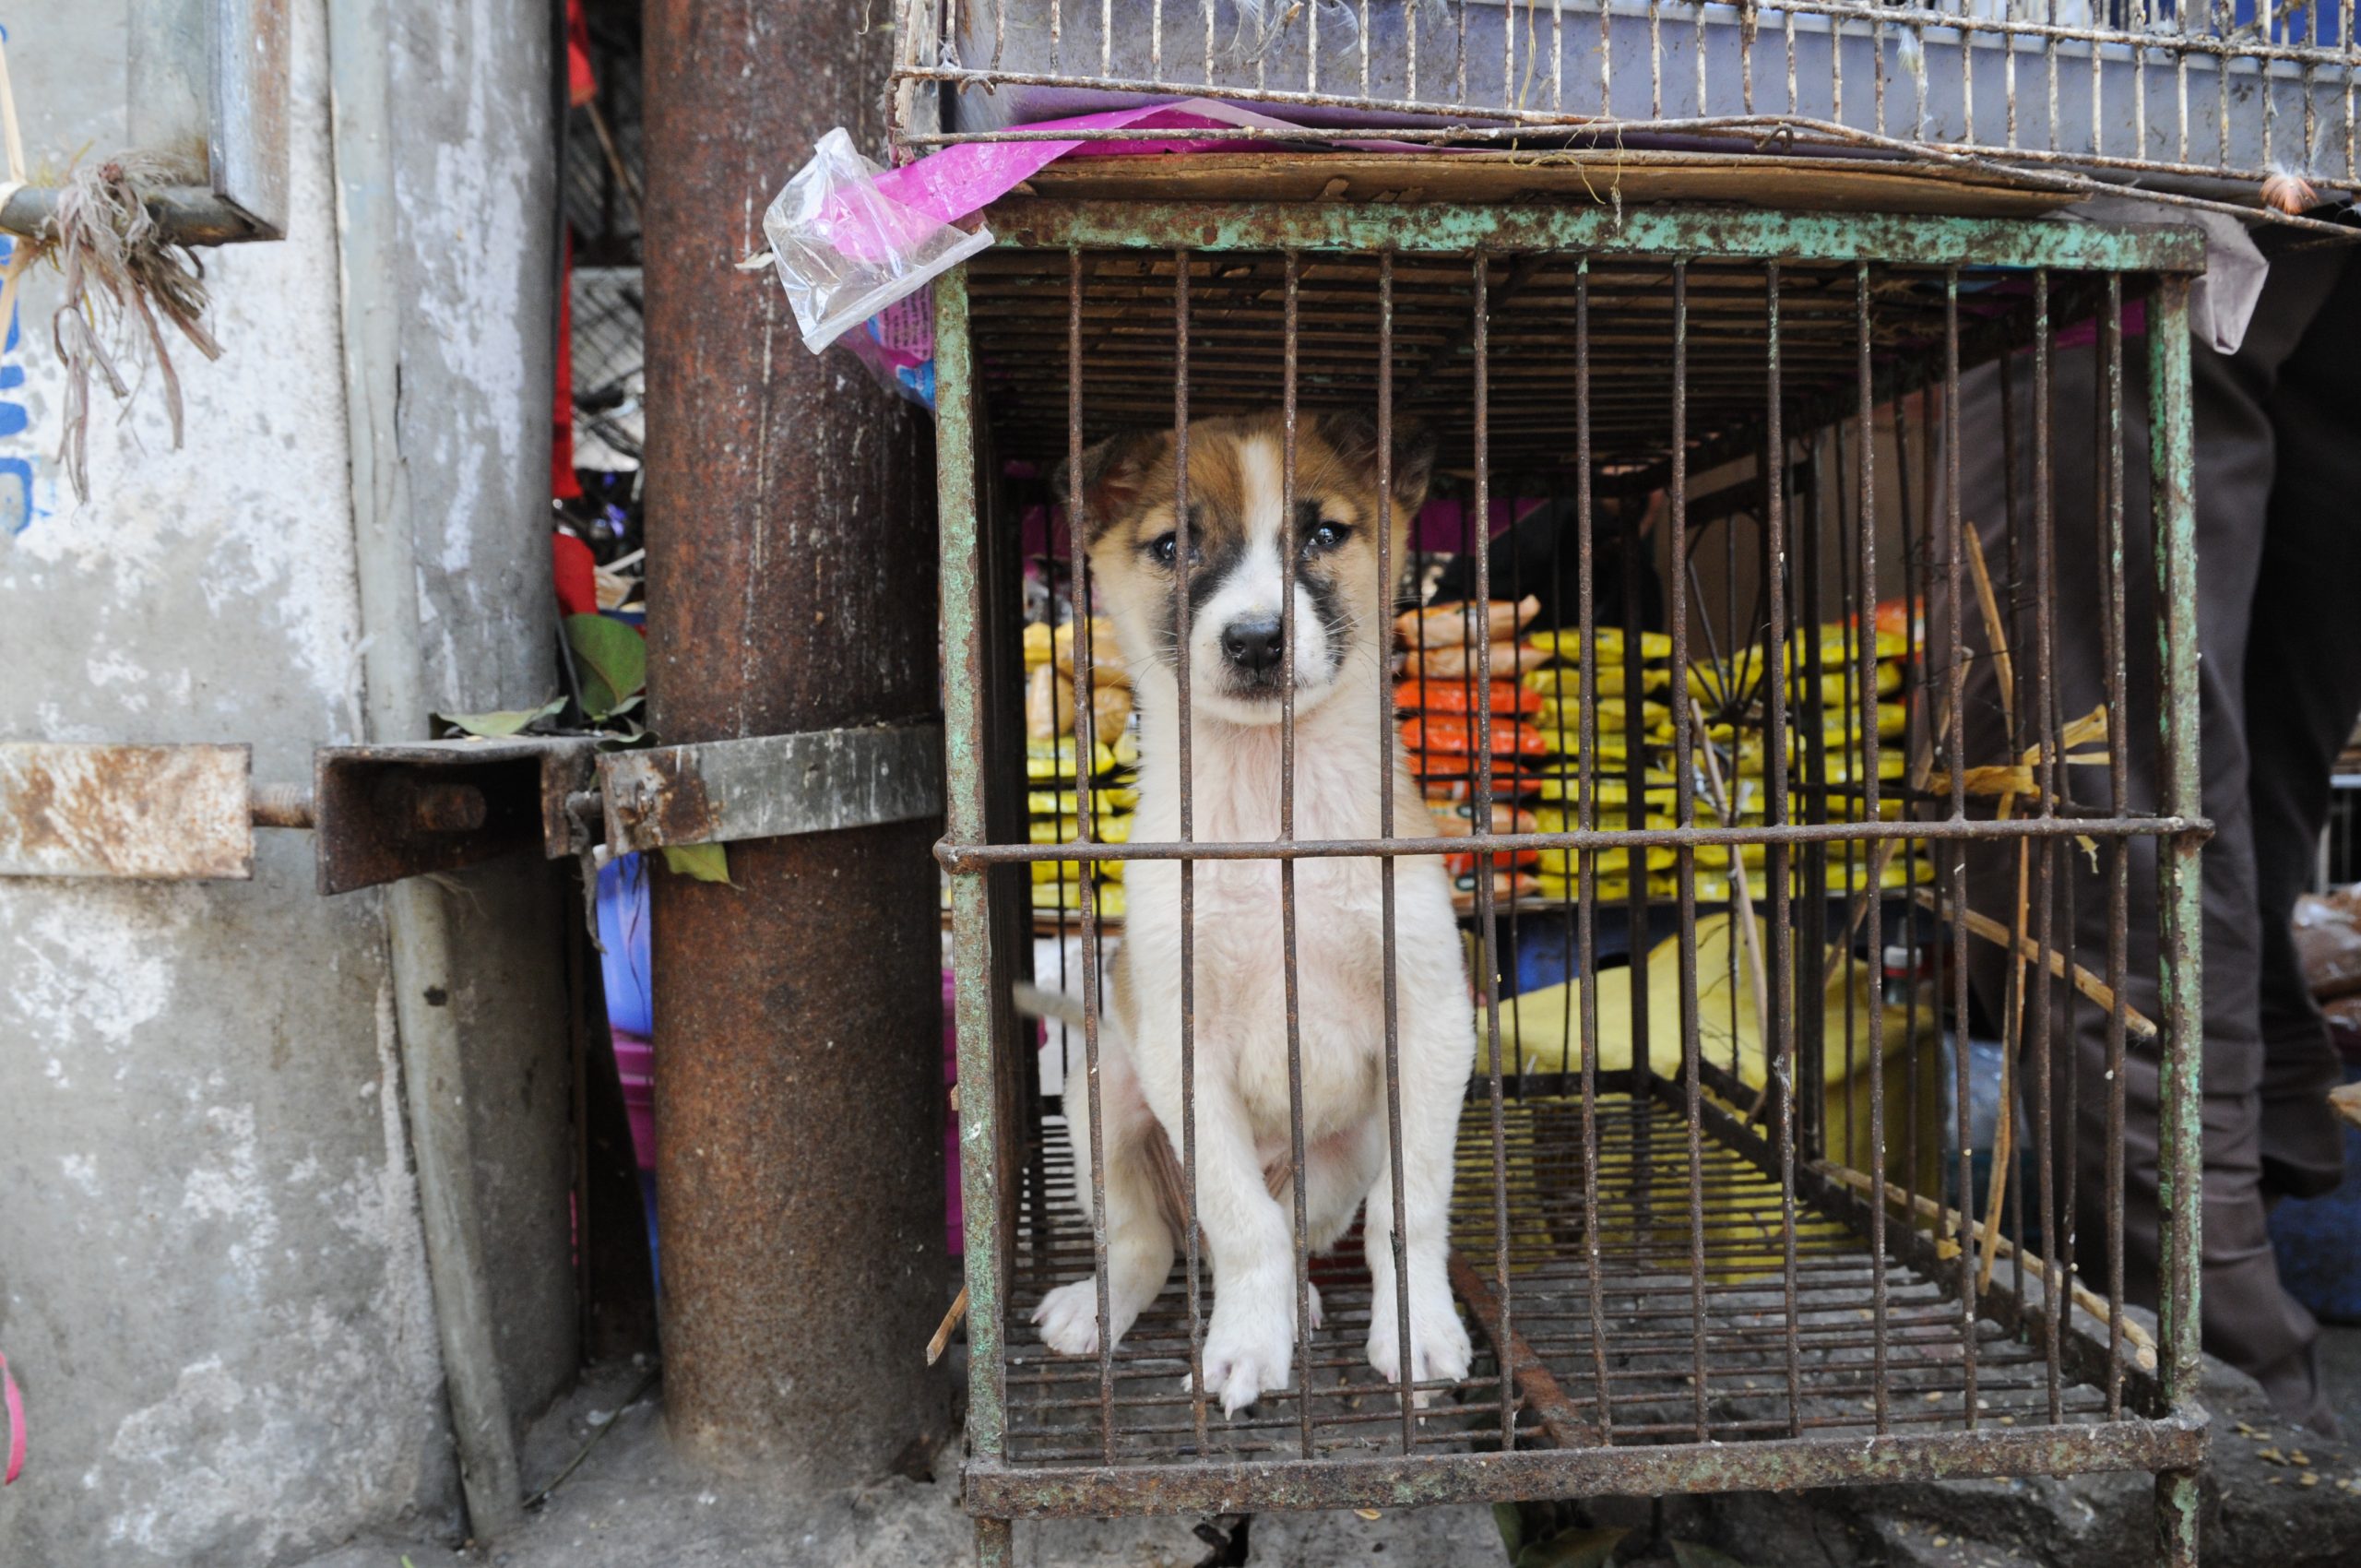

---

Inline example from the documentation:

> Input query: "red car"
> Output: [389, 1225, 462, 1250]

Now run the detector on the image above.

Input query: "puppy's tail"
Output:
[1011, 981, 1092, 1032]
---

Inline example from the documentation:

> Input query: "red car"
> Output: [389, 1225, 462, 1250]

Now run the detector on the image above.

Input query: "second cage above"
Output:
[892, 0, 2359, 205]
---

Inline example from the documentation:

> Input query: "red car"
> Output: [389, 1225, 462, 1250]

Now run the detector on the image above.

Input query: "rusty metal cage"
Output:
[889, 0, 2359, 222]
[935, 203, 2210, 1562]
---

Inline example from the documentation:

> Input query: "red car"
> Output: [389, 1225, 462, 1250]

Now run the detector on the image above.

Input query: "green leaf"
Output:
[1670, 1544, 1750, 1568]
[658, 843, 735, 885]
[565, 612, 647, 720]
[1515, 1526, 1627, 1568]
[1493, 1503, 1525, 1560]
[434, 697, 565, 738]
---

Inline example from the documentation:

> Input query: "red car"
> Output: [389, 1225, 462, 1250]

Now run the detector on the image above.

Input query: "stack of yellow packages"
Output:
[1519, 625, 1681, 908]
[1024, 618, 1137, 922]
[1682, 611, 1930, 902]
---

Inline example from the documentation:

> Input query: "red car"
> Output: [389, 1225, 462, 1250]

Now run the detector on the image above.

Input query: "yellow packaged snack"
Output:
[1522, 662, 1667, 701]
[1026, 737, 1122, 781]
[1523, 625, 1675, 661]
[1028, 812, 1134, 845]
[1027, 786, 1141, 817]
[1536, 845, 1679, 878]
[1533, 696, 1672, 733]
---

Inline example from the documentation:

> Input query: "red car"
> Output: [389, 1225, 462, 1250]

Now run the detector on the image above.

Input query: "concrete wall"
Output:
[0, 3, 569, 1562]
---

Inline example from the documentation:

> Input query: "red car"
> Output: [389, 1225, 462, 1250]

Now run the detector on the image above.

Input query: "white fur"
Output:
[1188, 434, 1340, 727]
[1034, 498, 1477, 1416]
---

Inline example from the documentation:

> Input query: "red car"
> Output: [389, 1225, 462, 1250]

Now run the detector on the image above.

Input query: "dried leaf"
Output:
[1672, 1543, 1754, 1568]
[435, 697, 565, 738]
[1516, 1526, 1626, 1568]
[1492, 1502, 1525, 1559]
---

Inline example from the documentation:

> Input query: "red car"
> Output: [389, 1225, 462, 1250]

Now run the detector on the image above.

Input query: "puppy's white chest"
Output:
[1150, 723, 1397, 1139]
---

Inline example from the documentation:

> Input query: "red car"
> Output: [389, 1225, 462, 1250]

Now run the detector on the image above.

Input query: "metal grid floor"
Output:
[1002, 1090, 2127, 1468]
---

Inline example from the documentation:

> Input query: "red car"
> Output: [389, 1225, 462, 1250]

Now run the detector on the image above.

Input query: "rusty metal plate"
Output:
[313, 738, 601, 896]
[0, 742, 255, 879]
[599, 723, 943, 853]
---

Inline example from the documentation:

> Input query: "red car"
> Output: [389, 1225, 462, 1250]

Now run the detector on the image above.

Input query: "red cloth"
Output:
[552, 531, 599, 618]
[555, 0, 591, 497]
[566, 0, 598, 108]
[552, 230, 582, 500]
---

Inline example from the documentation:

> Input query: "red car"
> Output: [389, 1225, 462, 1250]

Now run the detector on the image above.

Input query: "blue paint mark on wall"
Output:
[0, 233, 37, 535]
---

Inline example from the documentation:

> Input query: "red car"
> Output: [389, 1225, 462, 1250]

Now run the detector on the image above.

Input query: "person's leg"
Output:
[2243, 251, 2361, 1207]
[1948, 252, 2343, 1430]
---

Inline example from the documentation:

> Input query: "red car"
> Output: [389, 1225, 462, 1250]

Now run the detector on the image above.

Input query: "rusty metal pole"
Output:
[641, 3, 948, 1480]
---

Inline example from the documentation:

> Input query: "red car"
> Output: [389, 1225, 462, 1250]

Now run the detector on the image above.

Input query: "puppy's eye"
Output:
[1147, 532, 1179, 565]
[1305, 520, 1350, 552]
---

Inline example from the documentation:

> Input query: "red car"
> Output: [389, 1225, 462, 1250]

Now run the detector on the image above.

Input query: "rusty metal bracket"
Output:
[312, 738, 603, 895]
[598, 722, 944, 854]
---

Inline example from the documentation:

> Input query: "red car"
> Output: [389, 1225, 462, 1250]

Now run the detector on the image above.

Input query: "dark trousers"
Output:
[1953, 244, 2361, 1431]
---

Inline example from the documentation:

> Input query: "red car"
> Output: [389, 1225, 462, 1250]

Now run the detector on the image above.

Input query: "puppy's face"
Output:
[1066, 411, 1436, 727]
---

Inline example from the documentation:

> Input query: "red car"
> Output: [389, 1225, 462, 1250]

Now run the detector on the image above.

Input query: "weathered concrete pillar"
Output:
[640, 1, 949, 1480]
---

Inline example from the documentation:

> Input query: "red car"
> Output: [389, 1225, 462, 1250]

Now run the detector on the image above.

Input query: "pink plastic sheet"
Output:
[871, 97, 1435, 227]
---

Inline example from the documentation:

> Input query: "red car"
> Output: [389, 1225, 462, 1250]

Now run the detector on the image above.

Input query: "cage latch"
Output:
[596, 721, 943, 854]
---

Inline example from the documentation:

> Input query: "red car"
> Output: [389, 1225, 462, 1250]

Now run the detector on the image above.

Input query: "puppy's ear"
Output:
[1386, 416, 1439, 515]
[1316, 409, 1438, 516]
[1054, 430, 1167, 542]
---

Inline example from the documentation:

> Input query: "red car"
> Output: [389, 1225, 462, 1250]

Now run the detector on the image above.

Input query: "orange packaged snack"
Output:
[1394, 678, 1543, 717]
[1399, 715, 1550, 758]
[1447, 849, 1541, 876]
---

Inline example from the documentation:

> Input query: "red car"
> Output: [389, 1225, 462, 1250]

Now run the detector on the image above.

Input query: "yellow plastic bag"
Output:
[1493, 912, 1940, 1186]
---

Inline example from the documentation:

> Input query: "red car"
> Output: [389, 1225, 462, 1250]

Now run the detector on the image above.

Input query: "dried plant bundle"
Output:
[17, 151, 223, 501]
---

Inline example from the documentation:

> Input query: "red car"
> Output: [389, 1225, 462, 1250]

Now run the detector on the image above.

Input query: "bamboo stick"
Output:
[1817, 1159, 2158, 1373]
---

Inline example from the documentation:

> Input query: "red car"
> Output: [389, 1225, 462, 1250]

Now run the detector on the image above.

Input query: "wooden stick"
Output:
[1817, 1159, 2157, 1372]
[1691, 697, 1774, 1123]
[1961, 521, 2034, 1294]
[927, 1285, 968, 1366]
[1907, 888, 2155, 1039]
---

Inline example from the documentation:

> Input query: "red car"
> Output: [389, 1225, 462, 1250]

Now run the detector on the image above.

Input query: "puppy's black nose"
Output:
[1221, 615, 1286, 675]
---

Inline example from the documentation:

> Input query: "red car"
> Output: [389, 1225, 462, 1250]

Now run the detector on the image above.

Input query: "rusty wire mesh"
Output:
[891, 0, 2360, 207]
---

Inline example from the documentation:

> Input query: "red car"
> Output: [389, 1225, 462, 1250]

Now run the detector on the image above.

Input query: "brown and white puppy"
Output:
[1033, 410, 1476, 1415]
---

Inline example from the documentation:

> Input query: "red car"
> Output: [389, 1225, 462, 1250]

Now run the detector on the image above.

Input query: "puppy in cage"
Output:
[1028, 409, 1477, 1416]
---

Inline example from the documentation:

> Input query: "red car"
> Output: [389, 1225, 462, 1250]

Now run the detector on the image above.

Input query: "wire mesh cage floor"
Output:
[936, 199, 2212, 1557]
[1003, 1084, 2162, 1469]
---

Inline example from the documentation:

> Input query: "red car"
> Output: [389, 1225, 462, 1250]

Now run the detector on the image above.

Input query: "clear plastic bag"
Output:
[1228, 0, 1379, 65]
[761, 128, 992, 355]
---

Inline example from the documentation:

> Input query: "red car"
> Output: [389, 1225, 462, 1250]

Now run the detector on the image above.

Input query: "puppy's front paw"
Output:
[1365, 1285, 1473, 1406]
[1202, 1298, 1294, 1417]
[1033, 1278, 1109, 1356]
